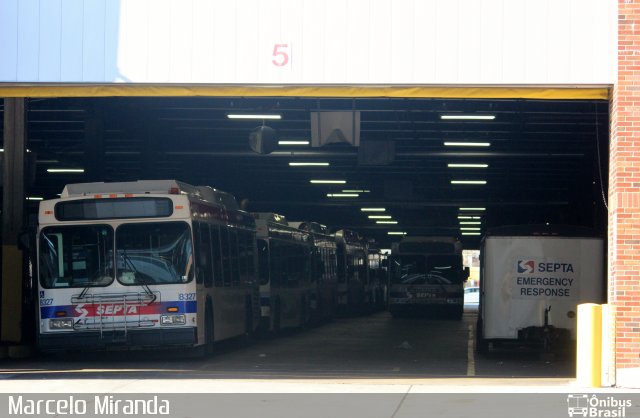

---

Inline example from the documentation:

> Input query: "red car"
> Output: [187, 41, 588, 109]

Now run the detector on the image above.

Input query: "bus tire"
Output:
[204, 302, 215, 356]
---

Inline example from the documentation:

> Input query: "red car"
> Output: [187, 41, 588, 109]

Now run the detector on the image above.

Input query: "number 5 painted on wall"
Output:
[272, 44, 290, 67]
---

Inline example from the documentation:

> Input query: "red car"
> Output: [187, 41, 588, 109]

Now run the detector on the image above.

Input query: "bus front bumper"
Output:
[38, 327, 197, 351]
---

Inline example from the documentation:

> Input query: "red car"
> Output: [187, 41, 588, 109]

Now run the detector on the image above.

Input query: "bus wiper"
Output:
[119, 249, 157, 304]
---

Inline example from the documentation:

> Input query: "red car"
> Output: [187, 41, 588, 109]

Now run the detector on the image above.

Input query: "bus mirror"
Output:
[463, 266, 470, 280]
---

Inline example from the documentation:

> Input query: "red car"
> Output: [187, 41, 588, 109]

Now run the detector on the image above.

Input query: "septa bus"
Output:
[254, 213, 314, 332]
[36, 180, 260, 352]
[289, 221, 338, 323]
[388, 236, 468, 319]
[334, 229, 370, 315]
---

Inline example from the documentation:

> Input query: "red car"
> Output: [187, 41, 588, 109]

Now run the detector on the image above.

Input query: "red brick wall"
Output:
[611, 0, 640, 376]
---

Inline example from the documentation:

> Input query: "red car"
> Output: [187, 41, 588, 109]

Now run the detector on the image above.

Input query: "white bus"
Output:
[289, 221, 338, 323]
[254, 213, 314, 332]
[335, 229, 369, 315]
[36, 180, 260, 353]
[388, 236, 468, 319]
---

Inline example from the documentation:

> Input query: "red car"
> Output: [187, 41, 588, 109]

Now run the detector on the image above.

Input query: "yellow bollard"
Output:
[576, 303, 602, 387]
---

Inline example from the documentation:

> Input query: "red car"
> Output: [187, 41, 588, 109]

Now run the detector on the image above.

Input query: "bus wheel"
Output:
[204, 303, 215, 356]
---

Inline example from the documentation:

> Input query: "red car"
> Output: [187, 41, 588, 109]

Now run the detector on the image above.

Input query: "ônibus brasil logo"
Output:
[567, 394, 632, 417]
[517, 260, 535, 274]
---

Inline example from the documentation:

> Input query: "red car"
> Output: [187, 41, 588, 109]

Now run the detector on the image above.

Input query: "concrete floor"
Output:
[0, 308, 593, 393]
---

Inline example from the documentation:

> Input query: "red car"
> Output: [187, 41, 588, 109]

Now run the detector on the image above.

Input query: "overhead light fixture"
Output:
[327, 193, 359, 198]
[387, 232, 407, 236]
[460, 227, 481, 231]
[311, 180, 346, 184]
[457, 216, 482, 220]
[368, 215, 392, 219]
[443, 142, 491, 147]
[451, 180, 487, 185]
[278, 140, 309, 146]
[376, 221, 398, 224]
[26, 197, 43, 201]
[47, 168, 85, 173]
[447, 164, 488, 168]
[342, 190, 370, 193]
[227, 114, 281, 120]
[361, 208, 385, 212]
[459, 221, 481, 225]
[289, 162, 330, 167]
[459, 207, 486, 211]
[461, 232, 481, 236]
[440, 115, 495, 120]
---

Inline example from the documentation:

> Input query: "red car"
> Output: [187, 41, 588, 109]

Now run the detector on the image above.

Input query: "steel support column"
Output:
[1, 98, 26, 343]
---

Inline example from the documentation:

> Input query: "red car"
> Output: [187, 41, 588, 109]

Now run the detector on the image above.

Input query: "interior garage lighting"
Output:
[460, 227, 481, 231]
[459, 207, 486, 211]
[47, 168, 85, 173]
[343, 189, 370, 193]
[310, 180, 346, 184]
[461, 232, 481, 236]
[447, 163, 488, 168]
[327, 193, 359, 198]
[368, 215, 392, 219]
[278, 140, 310, 146]
[26, 197, 43, 201]
[361, 208, 386, 212]
[289, 162, 330, 167]
[227, 114, 281, 120]
[440, 115, 495, 120]
[451, 180, 487, 185]
[387, 232, 407, 236]
[376, 221, 398, 224]
[459, 221, 481, 225]
[443, 142, 491, 147]
[457, 216, 481, 220]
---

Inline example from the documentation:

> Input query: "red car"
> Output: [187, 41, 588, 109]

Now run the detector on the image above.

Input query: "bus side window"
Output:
[220, 227, 231, 287]
[201, 223, 214, 288]
[230, 230, 240, 287]
[193, 222, 203, 285]
[336, 246, 346, 283]
[210, 224, 222, 288]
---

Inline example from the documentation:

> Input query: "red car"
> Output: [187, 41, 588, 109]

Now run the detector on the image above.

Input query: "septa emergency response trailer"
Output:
[477, 225, 605, 353]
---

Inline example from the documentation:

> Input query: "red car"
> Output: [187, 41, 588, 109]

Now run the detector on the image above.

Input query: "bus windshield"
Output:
[39, 225, 114, 288]
[390, 254, 463, 285]
[116, 222, 194, 285]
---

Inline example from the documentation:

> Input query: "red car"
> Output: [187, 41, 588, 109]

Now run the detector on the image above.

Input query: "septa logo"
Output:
[517, 260, 535, 273]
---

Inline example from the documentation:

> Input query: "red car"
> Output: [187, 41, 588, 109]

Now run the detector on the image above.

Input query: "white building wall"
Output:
[0, 0, 616, 85]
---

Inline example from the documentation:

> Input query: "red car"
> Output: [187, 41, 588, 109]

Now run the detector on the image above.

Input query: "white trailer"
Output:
[477, 225, 605, 352]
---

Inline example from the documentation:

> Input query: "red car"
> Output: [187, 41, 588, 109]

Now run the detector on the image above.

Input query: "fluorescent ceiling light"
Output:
[227, 114, 281, 120]
[342, 190, 370, 193]
[361, 208, 386, 212]
[289, 162, 329, 166]
[376, 221, 398, 224]
[47, 168, 85, 173]
[26, 197, 43, 201]
[440, 115, 495, 120]
[368, 215, 392, 219]
[327, 193, 359, 198]
[459, 221, 481, 225]
[461, 232, 481, 236]
[458, 216, 482, 220]
[278, 140, 309, 146]
[460, 227, 481, 231]
[387, 232, 407, 235]
[459, 207, 486, 211]
[310, 180, 346, 184]
[451, 180, 487, 185]
[443, 142, 491, 147]
[447, 163, 488, 168]
[0, 148, 32, 152]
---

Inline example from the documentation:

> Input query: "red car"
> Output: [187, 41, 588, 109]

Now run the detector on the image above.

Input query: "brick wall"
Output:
[610, 0, 640, 386]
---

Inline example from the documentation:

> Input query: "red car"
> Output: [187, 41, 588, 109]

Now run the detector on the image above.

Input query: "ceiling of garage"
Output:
[0, 96, 609, 248]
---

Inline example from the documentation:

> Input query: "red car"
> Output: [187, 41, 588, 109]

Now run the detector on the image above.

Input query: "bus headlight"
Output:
[160, 314, 186, 326]
[49, 318, 74, 329]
